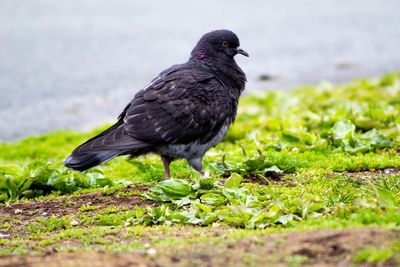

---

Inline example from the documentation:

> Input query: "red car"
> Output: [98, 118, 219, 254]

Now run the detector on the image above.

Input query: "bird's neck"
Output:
[216, 58, 247, 94]
[190, 42, 246, 94]
[189, 44, 216, 65]
[190, 53, 246, 91]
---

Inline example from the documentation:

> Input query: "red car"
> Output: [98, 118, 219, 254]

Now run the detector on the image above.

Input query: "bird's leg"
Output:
[161, 155, 172, 179]
[188, 157, 205, 177]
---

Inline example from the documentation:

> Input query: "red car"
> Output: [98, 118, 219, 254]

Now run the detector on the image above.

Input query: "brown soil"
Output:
[2, 167, 395, 221]
[340, 167, 400, 179]
[1, 228, 398, 267]
[0, 186, 151, 217]
[0, 186, 153, 236]
[243, 167, 400, 185]
[1, 170, 399, 267]
[243, 173, 292, 185]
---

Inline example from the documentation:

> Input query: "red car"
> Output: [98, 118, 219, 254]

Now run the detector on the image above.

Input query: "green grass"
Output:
[1, 73, 400, 265]
[2, 73, 400, 199]
[354, 240, 400, 265]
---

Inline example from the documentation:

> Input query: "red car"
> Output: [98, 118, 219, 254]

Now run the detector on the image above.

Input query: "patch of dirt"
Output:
[243, 173, 293, 186]
[1, 228, 398, 267]
[0, 252, 148, 267]
[0, 186, 152, 222]
[339, 167, 400, 180]
[162, 228, 399, 267]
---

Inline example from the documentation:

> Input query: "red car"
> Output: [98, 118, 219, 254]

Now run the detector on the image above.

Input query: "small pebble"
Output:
[0, 233, 10, 238]
[14, 209, 23, 214]
[146, 248, 157, 255]
[71, 219, 79, 226]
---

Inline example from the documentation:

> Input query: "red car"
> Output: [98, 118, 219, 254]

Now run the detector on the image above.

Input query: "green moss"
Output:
[1, 73, 400, 258]
[354, 240, 400, 264]
[79, 204, 100, 212]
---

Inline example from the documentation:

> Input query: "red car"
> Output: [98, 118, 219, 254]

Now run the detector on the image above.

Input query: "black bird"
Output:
[64, 29, 248, 178]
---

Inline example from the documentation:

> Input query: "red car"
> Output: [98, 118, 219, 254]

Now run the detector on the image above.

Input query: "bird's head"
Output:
[190, 29, 249, 63]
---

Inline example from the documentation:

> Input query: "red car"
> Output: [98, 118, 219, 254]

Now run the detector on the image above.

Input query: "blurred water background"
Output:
[1, 0, 400, 140]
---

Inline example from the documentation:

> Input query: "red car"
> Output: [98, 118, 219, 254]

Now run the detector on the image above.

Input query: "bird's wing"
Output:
[123, 64, 231, 144]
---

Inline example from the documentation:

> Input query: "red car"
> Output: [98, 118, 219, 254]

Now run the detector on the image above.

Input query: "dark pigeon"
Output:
[64, 29, 248, 178]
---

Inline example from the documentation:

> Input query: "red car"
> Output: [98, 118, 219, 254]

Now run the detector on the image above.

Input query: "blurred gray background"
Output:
[1, 0, 400, 141]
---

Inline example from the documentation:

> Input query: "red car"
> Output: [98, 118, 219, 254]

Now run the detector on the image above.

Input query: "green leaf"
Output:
[242, 156, 266, 172]
[158, 179, 192, 197]
[264, 166, 283, 174]
[281, 131, 301, 144]
[200, 193, 226, 206]
[0, 165, 22, 178]
[218, 206, 249, 227]
[225, 173, 243, 188]
[331, 120, 355, 142]
[198, 178, 217, 190]
[373, 180, 397, 208]
[360, 129, 391, 149]
[171, 197, 192, 207]
[201, 211, 219, 226]
[144, 179, 193, 201]
[86, 172, 114, 187]
[277, 214, 294, 225]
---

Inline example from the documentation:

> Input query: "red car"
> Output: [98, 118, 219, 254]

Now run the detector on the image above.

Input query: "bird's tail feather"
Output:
[64, 150, 125, 171]
[64, 122, 151, 171]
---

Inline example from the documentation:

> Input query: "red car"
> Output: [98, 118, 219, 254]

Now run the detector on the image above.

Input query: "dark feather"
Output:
[65, 29, 247, 174]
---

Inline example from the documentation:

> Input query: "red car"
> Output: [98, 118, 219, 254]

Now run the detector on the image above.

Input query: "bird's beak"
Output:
[236, 48, 249, 57]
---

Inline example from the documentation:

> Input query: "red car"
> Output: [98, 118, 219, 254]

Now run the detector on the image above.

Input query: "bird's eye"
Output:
[222, 41, 228, 47]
